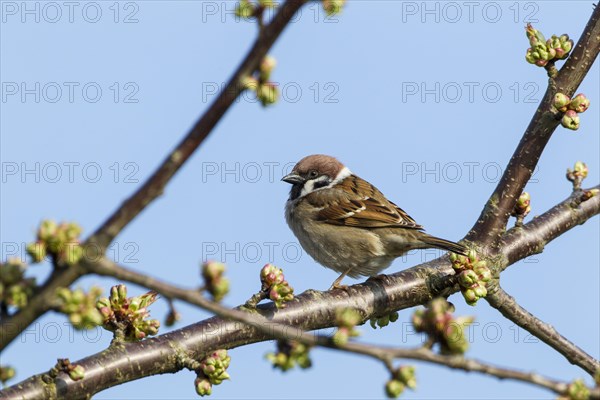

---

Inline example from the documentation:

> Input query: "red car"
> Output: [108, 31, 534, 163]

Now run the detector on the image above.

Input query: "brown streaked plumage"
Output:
[283, 154, 467, 289]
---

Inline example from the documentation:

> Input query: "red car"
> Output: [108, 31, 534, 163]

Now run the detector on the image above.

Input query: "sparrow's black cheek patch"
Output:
[313, 179, 330, 190]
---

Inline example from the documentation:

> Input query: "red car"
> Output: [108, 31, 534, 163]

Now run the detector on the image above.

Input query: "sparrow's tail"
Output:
[421, 234, 468, 256]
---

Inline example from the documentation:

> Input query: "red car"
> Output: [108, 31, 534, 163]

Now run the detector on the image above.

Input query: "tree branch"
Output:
[0, 264, 85, 352]
[384, 348, 582, 398]
[465, 6, 600, 247]
[0, 0, 306, 353]
[500, 185, 600, 265]
[486, 285, 599, 376]
[88, 0, 306, 250]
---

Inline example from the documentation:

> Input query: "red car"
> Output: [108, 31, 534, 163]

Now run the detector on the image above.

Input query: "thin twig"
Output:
[486, 285, 600, 376]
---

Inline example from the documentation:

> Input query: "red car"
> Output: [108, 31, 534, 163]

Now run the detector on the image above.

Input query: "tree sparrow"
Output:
[282, 154, 467, 289]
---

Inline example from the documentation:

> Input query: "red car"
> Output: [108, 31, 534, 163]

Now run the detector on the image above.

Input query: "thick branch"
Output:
[0, 0, 306, 353]
[466, 6, 600, 246]
[486, 285, 599, 376]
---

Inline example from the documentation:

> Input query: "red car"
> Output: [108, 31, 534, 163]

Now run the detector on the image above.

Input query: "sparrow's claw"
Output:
[329, 283, 350, 291]
[329, 272, 350, 291]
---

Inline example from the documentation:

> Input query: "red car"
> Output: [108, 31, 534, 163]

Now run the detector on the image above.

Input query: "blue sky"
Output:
[1, 1, 599, 398]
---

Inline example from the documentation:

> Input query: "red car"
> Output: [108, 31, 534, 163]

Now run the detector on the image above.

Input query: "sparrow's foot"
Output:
[329, 272, 349, 291]
[329, 283, 350, 291]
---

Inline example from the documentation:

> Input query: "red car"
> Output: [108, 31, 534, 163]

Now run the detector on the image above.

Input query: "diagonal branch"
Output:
[88, 0, 307, 250]
[465, 6, 600, 247]
[0, 264, 86, 352]
[486, 285, 599, 376]
[0, 0, 306, 353]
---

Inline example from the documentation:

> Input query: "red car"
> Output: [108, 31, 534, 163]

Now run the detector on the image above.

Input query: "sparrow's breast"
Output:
[285, 199, 392, 277]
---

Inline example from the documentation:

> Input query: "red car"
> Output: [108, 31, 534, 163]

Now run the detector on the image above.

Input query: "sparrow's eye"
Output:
[308, 170, 319, 179]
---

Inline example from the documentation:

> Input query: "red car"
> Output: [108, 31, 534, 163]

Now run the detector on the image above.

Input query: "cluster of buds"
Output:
[385, 366, 416, 399]
[332, 308, 361, 345]
[96, 285, 160, 341]
[322, 0, 346, 15]
[553, 93, 591, 131]
[26, 220, 84, 266]
[554, 93, 591, 114]
[55, 286, 104, 329]
[242, 55, 279, 106]
[194, 350, 231, 397]
[370, 311, 399, 329]
[56, 359, 85, 381]
[525, 24, 573, 67]
[201, 261, 230, 302]
[557, 378, 591, 400]
[510, 191, 531, 226]
[260, 264, 294, 308]
[450, 250, 491, 306]
[566, 161, 588, 190]
[234, 0, 277, 19]
[266, 340, 312, 371]
[412, 298, 474, 355]
[0, 258, 35, 309]
[0, 365, 16, 385]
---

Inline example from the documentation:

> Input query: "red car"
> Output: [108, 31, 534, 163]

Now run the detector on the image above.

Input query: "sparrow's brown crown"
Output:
[291, 154, 345, 181]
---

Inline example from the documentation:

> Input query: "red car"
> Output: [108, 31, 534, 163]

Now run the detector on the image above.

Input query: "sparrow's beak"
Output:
[281, 173, 304, 184]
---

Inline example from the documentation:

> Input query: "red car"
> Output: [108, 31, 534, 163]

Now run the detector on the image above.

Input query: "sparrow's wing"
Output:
[314, 175, 423, 229]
